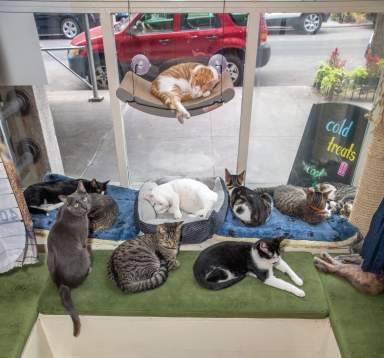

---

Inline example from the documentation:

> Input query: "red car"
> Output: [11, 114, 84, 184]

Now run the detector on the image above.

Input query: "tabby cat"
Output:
[224, 168, 246, 194]
[224, 169, 273, 226]
[47, 181, 91, 337]
[88, 193, 119, 232]
[193, 238, 305, 297]
[151, 63, 219, 124]
[24, 178, 109, 214]
[255, 185, 334, 225]
[107, 222, 183, 293]
[314, 252, 384, 295]
[316, 182, 356, 218]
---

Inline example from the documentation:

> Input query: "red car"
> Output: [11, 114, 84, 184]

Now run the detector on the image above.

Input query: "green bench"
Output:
[1, 251, 384, 358]
[0, 258, 48, 358]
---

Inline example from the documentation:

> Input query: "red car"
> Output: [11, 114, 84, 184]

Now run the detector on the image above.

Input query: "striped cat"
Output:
[316, 182, 356, 218]
[107, 222, 183, 293]
[151, 63, 219, 124]
[255, 185, 335, 225]
[88, 194, 118, 232]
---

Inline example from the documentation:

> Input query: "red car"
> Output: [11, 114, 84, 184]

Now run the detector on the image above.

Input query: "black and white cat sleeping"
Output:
[193, 238, 305, 297]
[24, 178, 109, 214]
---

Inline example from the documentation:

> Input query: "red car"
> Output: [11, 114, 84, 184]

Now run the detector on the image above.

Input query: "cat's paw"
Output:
[293, 277, 303, 286]
[174, 212, 183, 220]
[203, 91, 211, 97]
[295, 288, 305, 298]
[168, 260, 180, 270]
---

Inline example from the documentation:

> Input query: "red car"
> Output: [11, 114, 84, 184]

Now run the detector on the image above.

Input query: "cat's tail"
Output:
[194, 267, 245, 290]
[58, 284, 81, 337]
[121, 267, 169, 294]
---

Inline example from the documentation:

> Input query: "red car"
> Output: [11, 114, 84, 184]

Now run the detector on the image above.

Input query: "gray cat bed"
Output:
[116, 71, 235, 117]
[134, 177, 228, 244]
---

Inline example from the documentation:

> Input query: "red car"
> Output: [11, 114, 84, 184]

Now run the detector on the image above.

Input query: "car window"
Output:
[181, 13, 220, 30]
[132, 13, 174, 34]
[229, 13, 248, 26]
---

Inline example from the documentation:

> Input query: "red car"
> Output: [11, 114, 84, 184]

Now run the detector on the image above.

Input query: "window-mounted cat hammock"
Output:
[116, 54, 235, 118]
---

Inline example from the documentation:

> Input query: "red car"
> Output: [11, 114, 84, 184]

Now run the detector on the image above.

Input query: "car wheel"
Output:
[61, 17, 80, 39]
[224, 54, 243, 86]
[95, 65, 109, 89]
[297, 13, 322, 34]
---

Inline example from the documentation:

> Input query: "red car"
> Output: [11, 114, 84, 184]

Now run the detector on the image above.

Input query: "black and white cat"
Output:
[225, 169, 273, 226]
[24, 178, 109, 214]
[193, 238, 305, 297]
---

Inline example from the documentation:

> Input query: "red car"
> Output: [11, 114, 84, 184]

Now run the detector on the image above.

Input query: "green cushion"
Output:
[0, 256, 48, 358]
[320, 272, 384, 358]
[39, 251, 328, 319]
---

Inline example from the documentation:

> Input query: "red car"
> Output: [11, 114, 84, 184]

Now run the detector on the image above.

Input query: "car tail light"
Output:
[259, 15, 268, 43]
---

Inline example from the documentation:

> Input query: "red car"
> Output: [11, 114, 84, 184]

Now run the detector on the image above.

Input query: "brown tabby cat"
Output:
[224, 168, 246, 194]
[107, 222, 183, 293]
[314, 251, 384, 295]
[151, 63, 219, 123]
[256, 185, 334, 225]
[316, 182, 356, 218]
[88, 193, 118, 232]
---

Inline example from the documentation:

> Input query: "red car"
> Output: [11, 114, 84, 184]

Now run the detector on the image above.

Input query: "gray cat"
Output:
[255, 185, 334, 225]
[107, 222, 183, 293]
[47, 181, 91, 337]
[88, 193, 118, 232]
[316, 182, 356, 218]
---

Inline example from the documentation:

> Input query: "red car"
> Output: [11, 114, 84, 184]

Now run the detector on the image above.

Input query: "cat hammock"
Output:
[116, 71, 235, 117]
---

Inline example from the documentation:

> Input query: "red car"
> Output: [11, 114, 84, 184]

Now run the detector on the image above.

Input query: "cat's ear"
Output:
[224, 168, 231, 184]
[238, 170, 246, 185]
[58, 195, 67, 203]
[156, 224, 166, 235]
[273, 236, 285, 247]
[77, 180, 87, 194]
[258, 241, 270, 255]
[305, 187, 315, 194]
[143, 192, 155, 204]
[90, 178, 98, 188]
[103, 180, 110, 186]
[176, 221, 184, 229]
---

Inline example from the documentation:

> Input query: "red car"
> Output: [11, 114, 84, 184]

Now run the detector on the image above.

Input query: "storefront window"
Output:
[247, 12, 381, 187]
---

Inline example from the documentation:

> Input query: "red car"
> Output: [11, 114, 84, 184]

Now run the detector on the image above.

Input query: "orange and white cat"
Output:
[151, 63, 219, 123]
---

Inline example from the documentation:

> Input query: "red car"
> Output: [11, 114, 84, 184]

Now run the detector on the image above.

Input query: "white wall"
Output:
[0, 13, 47, 86]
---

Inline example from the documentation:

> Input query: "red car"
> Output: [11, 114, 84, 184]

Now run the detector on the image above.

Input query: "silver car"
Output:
[265, 13, 330, 34]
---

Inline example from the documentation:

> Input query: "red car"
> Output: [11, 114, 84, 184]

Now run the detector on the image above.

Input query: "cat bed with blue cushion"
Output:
[217, 206, 358, 244]
[134, 177, 229, 244]
[31, 174, 357, 247]
[31, 174, 140, 241]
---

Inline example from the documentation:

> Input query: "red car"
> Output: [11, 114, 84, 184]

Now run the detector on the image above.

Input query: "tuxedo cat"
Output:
[224, 169, 272, 226]
[193, 238, 305, 297]
[47, 181, 92, 337]
[24, 178, 109, 214]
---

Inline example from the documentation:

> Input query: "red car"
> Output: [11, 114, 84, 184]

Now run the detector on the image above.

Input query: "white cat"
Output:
[144, 178, 218, 220]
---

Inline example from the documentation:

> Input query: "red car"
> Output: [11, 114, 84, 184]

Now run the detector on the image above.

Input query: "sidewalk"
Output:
[47, 86, 330, 186]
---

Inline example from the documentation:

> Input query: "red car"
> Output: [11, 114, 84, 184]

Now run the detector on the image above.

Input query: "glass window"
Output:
[247, 11, 381, 187]
[229, 13, 248, 27]
[132, 13, 174, 34]
[181, 13, 221, 30]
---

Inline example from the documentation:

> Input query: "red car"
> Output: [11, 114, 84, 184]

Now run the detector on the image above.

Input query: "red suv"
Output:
[68, 13, 270, 87]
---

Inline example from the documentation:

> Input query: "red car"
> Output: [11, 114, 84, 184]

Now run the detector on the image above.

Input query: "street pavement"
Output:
[40, 25, 374, 185]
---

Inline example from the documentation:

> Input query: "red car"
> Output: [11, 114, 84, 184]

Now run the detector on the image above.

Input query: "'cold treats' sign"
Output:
[288, 103, 368, 187]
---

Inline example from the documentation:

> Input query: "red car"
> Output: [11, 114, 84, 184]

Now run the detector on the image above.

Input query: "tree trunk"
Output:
[350, 73, 384, 236]
[371, 13, 384, 58]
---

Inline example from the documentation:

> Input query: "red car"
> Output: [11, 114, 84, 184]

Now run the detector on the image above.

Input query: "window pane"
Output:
[247, 12, 381, 187]
[181, 13, 221, 30]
